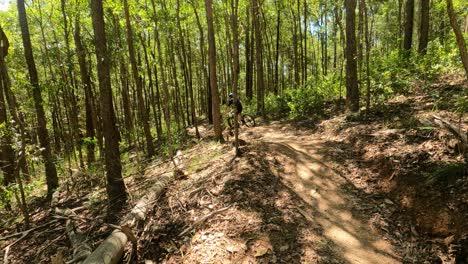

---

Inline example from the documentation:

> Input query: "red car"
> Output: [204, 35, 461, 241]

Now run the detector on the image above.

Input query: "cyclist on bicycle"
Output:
[225, 92, 243, 128]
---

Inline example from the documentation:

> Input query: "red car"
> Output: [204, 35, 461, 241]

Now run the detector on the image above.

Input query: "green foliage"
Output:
[82, 136, 97, 146]
[265, 84, 325, 119]
[265, 94, 290, 118]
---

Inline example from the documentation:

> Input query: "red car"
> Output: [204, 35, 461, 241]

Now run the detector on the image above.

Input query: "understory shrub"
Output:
[265, 84, 325, 119]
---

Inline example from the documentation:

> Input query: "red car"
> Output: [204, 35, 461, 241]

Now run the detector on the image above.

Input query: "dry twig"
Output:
[179, 204, 233, 236]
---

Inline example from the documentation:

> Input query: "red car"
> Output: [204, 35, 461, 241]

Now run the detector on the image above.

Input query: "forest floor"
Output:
[0, 75, 467, 263]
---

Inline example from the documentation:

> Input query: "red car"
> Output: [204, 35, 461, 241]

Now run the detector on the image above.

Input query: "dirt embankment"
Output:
[310, 76, 467, 263]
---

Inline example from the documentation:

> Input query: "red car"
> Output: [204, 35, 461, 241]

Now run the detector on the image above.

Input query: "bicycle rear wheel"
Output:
[242, 115, 256, 127]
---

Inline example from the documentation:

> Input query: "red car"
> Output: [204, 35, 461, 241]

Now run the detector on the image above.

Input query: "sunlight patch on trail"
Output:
[249, 124, 401, 264]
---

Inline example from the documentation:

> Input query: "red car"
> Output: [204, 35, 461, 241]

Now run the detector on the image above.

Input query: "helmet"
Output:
[228, 92, 233, 98]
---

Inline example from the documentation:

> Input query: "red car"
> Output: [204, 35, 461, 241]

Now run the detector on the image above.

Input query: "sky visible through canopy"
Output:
[0, 0, 10, 11]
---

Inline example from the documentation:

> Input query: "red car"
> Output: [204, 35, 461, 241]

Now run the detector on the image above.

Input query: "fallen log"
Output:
[431, 115, 467, 144]
[82, 171, 176, 264]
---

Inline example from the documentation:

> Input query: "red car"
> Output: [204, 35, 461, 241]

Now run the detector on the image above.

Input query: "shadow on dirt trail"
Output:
[221, 145, 346, 263]
[244, 124, 401, 263]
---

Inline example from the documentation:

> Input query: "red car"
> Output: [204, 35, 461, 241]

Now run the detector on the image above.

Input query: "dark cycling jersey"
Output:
[228, 98, 243, 113]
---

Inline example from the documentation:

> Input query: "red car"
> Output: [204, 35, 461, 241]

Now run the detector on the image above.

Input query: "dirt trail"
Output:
[246, 123, 400, 264]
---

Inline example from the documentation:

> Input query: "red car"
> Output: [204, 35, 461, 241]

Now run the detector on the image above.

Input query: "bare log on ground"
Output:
[431, 115, 467, 144]
[82, 171, 176, 264]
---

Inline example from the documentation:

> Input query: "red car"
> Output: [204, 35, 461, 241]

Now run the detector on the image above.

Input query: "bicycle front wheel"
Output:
[243, 115, 256, 127]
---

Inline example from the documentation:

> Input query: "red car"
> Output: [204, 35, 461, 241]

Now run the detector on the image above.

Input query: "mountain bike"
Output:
[227, 112, 256, 128]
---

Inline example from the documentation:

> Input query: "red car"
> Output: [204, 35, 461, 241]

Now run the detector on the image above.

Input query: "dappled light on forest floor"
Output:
[252, 124, 400, 264]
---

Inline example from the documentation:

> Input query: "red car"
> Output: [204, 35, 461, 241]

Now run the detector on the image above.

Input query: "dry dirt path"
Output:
[245, 123, 401, 264]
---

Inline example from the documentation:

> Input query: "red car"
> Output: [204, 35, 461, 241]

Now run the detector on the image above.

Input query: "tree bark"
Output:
[150, 0, 174, 157]
[0, 28, 15, 187]
[345, 0, 359, 112]
[230, 0, 241, 156]
[245, 3, 254, 101]
[123, 0, 154, 157]
[418, 0, 430, 55]
[253, 0, 265, 116]
[205, 0, 224, 142]
[73, 16, 96, 165]
[364, 0, 371, 113]
[274, 0, 281, 95]
[446, 0, 468, 78]
[403, 0, 414, 53]
[91, 0, 127, 216]
[17, 0, 59, 199]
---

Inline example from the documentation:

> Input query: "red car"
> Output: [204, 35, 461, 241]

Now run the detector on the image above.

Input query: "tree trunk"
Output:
[0, 30, 15, 188]
[418, 0, 430, 55]
[303, 0, 307, 83]
[205, 0, 224, 142]
[123, 0, 154, 157]
[345, 0, 359, 112]
[186, 32, 201, 139]
[60, 0, 83, 168]
[403, 0, 414, 53]
[230, 0, 241, 156]
[274, 1, 281, 95]
[446, 0, 468, 78]
[364, 0, 371, 113]
[17, 0, 59, 199]
[150, 0, 174, 157]
[73, 16, 96, 165]
[253, 0, 265, 116]
[245, 3, 254, 101]
[91, 0, 127, 217]
[191, 1, 212, 123]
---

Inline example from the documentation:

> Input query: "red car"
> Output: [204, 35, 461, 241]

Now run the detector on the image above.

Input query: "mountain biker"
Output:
[225, 92, 243, 128]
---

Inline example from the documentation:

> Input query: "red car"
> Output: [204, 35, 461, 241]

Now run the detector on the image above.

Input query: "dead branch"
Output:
[431, 115, 467, 143]
[0, 219, 59, 242]
[179, 204, 233, 236]
[3, 228, 30, 264]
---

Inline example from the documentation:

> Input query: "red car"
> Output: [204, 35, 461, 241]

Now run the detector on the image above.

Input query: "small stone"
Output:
[279, 245, 289, 252]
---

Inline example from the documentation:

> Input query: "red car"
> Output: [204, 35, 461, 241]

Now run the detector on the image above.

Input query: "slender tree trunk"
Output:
[364, 0, 371, 113]
[274, 0, 281, 95]
[446, 0, 468, 78]
[230, 0, 241, 156]
[403, 0, 414, 53]
[1, 26, 30, 182]
[140, 34, 161, 141]
[60, 0, 83, 168]
[150, 50, 163, 139]
[345, 0, 359, 112]
[0, 51, 29, 225]
[191, 1, 212, 123]
[418, 0, 430, 55]
[0, 29, 15, 189]
[91, 0, 127, 216]
[254, 0, 265, 116]
[17, 0, 59, 199]
[303, 0, 307, 83]
[358, 0, 364, 80]
[186, 30, 200, 139]
[291, 5, 300, 85]
[74, 17, 96, 165]
[123, 0, 154, 157]
[150, 0, 173, 157]
[205, 0, 224, 142]
[245, 3, 254, 101]
[333, 7, 338, 69]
